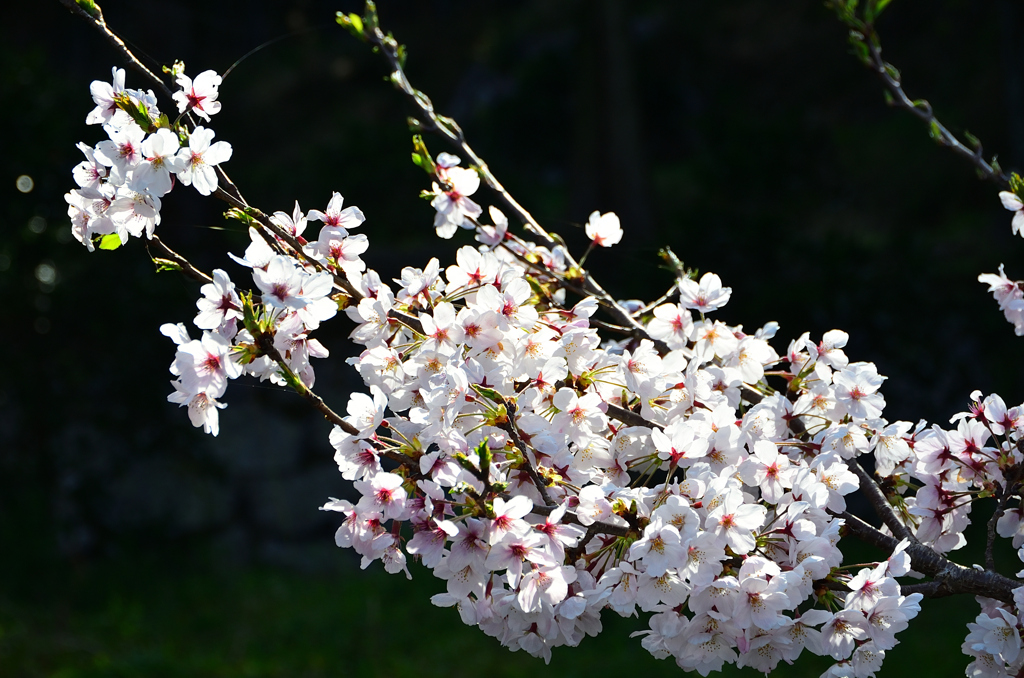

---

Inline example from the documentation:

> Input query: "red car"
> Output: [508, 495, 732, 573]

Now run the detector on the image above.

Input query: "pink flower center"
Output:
[187, 91, 207, 110]
[202, 353, 222, 374]
[271, 283, 291, 301]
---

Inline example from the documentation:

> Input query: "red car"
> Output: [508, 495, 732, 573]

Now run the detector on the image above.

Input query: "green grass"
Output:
[0, 488, 994, 678]
[0, 542, 983, 678]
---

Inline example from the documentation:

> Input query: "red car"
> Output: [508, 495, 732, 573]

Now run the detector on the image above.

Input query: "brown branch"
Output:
[828, 2, 1011, 189]
[57, 0, 175, 99]
[814, 578, 852, 593]
[986, 485, 1013, 572]
[501, 400, 557, 508]
[252, 329, 359, 436]
[899, 581, 956, 599]
[530, 503, 631, 538]
[606, 403, 652, 429]
[356, 15, 679, 357]
[838, 509, 1022, 604]
[632, 283, 679, 317]
[863, 40, 1009, 189]
[849, 459, 915, 542]
[564, 523, 605, 563]
[147, 236, 213, 285]
[386, 309, 425, 335]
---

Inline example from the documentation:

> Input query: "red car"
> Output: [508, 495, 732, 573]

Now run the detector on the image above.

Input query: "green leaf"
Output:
[658, 246, 686, 278]
[363, 0, 379, 30]
[410, 135, 437, 176]
[475, 440, 492, 480]
[240, 292, 261, 337]
[98, 234, 122, 250]
[525, 275, 549, 302]
[335, 12, 365, 39]
[963, 130, 982, 153]
[847, 32, 870, 65]
[912, 98, 932, 114]
[151, 258, 182, 273]
[1009, 171, 1024, 194]
[471, 384, 505, 404]
[223, 207, 253, 225]
[161, 60, 185, 79]
[864, 0, 894, 23]
[76, 0, 101, 19]
[452, 452, 478, 475]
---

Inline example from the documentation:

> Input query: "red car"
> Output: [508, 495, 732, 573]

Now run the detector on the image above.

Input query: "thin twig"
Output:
[605, 403, 652, 429]
[633, 282, 679, 317]
[530, 503, 631, 538]
[57, 0, 174, 99]
[828, 2, 1011, 189]
[864, 40, 1009, 189]
[501, 400, 557, 508]
[212, 188, 363, 301]
[252, 329, 359, 435]
[359, 20, 678, 356]
[590, 319, 633, 336]
[62, 1, 426, 481]
[147, 236, 213, 285]
[985, 483, 1012, 572]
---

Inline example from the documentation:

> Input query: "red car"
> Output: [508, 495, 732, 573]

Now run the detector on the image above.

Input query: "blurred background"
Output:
[2, 0, 1023, 675]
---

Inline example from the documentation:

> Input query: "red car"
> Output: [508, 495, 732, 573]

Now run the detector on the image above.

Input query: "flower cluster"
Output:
[65, 67, 232, 252]
[319, 211, 943, 673]
[68, 64, 1024, 678]
[160, 192, 366, 435]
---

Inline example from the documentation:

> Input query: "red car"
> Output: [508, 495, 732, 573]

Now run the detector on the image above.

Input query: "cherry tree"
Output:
[59, 0, 1024, 675]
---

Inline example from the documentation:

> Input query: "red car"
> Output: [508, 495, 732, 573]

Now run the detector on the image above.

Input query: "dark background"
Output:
[2, 0, 1023, 675]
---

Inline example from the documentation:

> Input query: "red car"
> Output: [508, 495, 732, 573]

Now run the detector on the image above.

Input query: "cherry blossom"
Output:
[174, 126, 232, 196]
[173, 70, 223, 121]
[584, 211, 623, 247]
[85, 67, 127, 126]
[679, 272, 731, 314]
[430, 153, 482, 238]
[999, 191, 1024, 237]
[67, 55, 1024, 678]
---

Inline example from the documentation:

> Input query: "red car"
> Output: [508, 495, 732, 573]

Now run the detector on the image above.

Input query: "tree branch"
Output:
[986, 484, 1013, 572]
[501, 400, 557, 508]
[353, 10, 680, 357]
[57, 0, 175, 100]
[829, 1, 1011, 189]
[530, 503, 631, 538]
[839, 509, 1022, 603]
[848, 459, 916, 541]
[146, 236, 213, 285]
